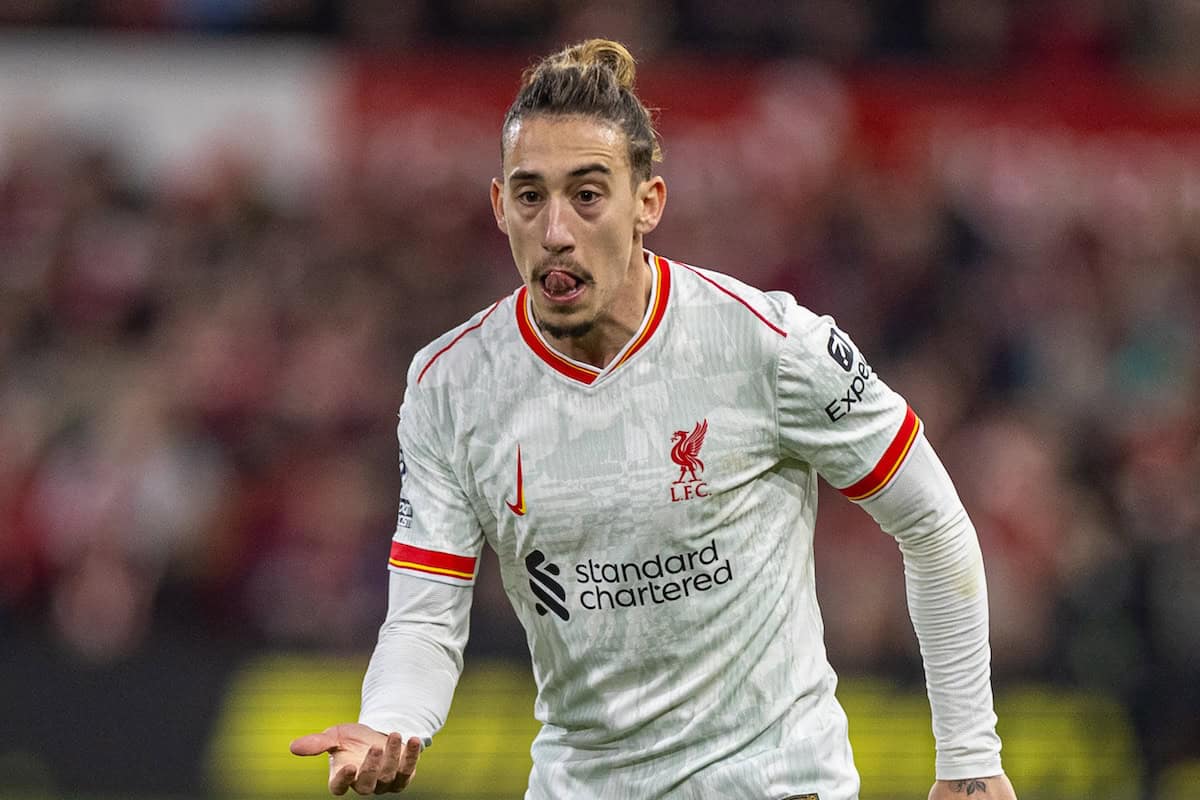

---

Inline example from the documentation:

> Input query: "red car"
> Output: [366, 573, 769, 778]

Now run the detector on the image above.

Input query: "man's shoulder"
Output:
[407, 290, 520, 391]
[662, 256, 821, 340]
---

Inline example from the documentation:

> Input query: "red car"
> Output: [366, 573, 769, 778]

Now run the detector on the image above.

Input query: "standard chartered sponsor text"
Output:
[574, 539, 732, 610]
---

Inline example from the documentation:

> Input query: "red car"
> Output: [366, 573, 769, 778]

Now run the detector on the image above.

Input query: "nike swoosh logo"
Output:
[505, 444, 526, 516]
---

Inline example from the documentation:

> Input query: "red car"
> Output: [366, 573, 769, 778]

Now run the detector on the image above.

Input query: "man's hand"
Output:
[929, 775, 1017, 800]
[290, 723, 423, 795]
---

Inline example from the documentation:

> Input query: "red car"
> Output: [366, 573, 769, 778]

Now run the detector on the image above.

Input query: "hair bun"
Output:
[547, 39, 637, 90]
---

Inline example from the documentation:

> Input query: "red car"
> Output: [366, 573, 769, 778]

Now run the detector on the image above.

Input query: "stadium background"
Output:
[0, 2, 1197, 798]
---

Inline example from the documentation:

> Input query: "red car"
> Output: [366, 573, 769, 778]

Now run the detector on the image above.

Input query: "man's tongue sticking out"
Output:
[544, 270, 581, 298]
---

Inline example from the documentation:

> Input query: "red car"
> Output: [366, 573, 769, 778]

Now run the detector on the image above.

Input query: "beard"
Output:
[537, 317, 595, 340]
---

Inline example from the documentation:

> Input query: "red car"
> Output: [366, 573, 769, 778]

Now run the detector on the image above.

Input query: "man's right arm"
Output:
[291, 375, 482, 794]
[360, 384, 481, 745]
[359, 570, 472, 740]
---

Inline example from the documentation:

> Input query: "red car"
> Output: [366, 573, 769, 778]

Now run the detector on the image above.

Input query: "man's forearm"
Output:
[358, 572, 472, 742]
[860, 436, 1003, 779]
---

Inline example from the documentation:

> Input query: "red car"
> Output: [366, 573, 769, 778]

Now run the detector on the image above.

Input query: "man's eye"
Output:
[519, 191, 541, 203]
[578, 190, 599, 203]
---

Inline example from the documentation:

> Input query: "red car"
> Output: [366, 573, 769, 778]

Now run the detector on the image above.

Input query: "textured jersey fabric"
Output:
[365, 252, 1002, 798]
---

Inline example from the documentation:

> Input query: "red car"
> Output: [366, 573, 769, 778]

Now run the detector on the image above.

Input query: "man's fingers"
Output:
[352, 746, 385, 795]
[374, 732, 405, 787]
[290, 731, 339, 756]
[329, 761, 357, 796]
[290, 725, 413, 795]
[377, 736, 423, 793]
[394, 736, 422, 788]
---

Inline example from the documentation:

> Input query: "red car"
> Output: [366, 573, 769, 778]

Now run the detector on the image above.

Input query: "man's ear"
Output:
[634, 176, 666, 236]
[491, 178, 508, 234]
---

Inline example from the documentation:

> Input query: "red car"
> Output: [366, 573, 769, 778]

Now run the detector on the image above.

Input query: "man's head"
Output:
[491, 40, 666, 348]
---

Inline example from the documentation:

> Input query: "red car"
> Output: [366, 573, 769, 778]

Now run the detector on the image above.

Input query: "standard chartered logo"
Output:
[525, 549, 570, 621]
[577, 539, 732, 610]
[524, 540, 733, 620]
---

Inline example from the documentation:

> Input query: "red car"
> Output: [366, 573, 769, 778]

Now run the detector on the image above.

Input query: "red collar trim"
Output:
[612, 254, 671, 370]
[515, 254, 671, 385]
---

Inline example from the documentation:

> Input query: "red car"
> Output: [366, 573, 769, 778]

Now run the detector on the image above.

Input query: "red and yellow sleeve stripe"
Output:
[839, 406, 922, 502]
[388, 542, 477, 584]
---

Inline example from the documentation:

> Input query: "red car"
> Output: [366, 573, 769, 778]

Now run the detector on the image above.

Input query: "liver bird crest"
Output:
[670, 419, 708, 484]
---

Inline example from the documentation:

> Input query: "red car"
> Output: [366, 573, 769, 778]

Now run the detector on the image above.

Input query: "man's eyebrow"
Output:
[509, 169, 542, 183]
[508, 164, 612, 183]
[569, 163, 612, 178]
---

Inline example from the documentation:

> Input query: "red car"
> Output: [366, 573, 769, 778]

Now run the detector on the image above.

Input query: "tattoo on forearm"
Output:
[950, 780, 988, 795]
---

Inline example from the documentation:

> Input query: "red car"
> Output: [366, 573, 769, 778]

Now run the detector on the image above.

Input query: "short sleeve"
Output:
[389, 380, 485, 586]
[776, 300, 921, 501]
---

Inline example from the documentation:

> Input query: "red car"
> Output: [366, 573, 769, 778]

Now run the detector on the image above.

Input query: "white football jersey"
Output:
[390, 252, 923, 800]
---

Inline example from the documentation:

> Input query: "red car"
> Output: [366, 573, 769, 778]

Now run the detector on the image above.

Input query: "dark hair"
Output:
[502, 39, 662, 182]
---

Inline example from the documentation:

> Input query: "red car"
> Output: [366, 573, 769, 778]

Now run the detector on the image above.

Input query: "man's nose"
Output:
[542, 197, 575, 252]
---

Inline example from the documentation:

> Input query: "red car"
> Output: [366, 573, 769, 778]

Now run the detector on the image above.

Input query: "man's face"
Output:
[491, 115, 661, 340]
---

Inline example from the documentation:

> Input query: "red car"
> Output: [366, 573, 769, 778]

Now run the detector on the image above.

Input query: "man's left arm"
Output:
[857, 433, 1015, 799]
[772, 304, 1014, 797]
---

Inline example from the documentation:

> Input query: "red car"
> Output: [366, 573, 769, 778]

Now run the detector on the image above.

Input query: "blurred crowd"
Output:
[0, 36, 1198, 792]
[4, 0, 1200, 73]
